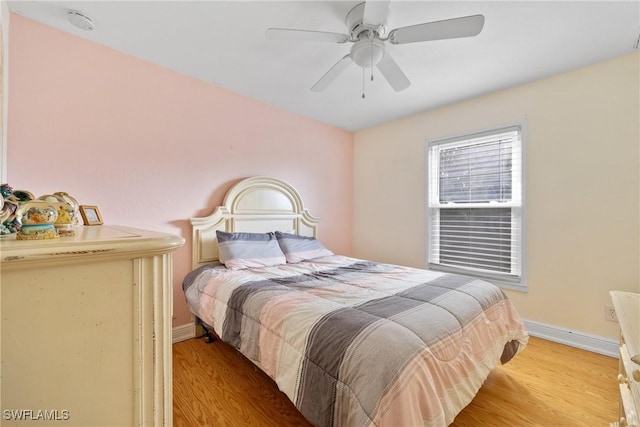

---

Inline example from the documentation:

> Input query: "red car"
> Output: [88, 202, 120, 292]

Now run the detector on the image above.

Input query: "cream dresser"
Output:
[611, 291, 640, 427]
[0, 225, 184, 427]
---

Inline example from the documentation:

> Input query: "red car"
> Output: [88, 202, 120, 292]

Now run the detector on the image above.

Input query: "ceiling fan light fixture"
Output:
[350, 39, 385, 68]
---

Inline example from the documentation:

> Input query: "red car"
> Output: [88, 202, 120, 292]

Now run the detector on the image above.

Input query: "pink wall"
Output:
[7, 14, 353, 327]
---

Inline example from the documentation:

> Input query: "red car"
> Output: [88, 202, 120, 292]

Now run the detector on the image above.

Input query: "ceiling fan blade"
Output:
[388, 14, 485, 45]
[311, 54, 352, 92]
[376, 53, 410, 92]
[266, 28, 349, 43]
[363, 0, 391, 27]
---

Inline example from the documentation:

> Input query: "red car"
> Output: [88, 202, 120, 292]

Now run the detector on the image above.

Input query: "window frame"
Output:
[426, 123, 527, 291]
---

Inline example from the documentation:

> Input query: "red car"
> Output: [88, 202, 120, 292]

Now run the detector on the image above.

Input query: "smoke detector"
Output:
[67, 10, 95, 31]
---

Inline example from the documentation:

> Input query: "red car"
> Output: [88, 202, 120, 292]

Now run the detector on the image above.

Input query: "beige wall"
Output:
[353, 53, 640, 340]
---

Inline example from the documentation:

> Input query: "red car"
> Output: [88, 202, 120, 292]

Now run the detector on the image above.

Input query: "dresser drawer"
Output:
[620, 344, 640, 425]
[612, 291, 640, 427]
[620, 350, 640, 427]
[619, 382, 639, 427]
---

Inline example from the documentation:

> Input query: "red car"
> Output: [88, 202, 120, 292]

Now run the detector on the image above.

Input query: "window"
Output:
[427, 125, 523, 288]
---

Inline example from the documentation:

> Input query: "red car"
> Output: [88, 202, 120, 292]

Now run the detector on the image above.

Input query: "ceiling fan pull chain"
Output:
[370, 39, 375, 81]
[362, 68, 366, 99]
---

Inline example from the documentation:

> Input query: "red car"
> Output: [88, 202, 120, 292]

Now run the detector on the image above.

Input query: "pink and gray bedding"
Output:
[183, 255, 528, 427]
[275, 231, 335, 263]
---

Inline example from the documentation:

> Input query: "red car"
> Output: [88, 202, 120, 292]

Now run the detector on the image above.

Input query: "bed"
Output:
[183, 176, 529, 427]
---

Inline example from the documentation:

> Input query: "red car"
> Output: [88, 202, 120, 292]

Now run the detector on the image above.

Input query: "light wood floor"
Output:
[173, 336, 618, 426]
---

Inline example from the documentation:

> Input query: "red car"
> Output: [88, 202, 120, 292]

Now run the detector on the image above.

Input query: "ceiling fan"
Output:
[266, 1, 484, 94]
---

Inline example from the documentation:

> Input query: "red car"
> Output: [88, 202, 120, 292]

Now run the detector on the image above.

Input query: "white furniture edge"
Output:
[611, 291, 640, 364]
[189, 176, 319, 269]
[0, 225, 184, 269]
[610, 291, 640, 427]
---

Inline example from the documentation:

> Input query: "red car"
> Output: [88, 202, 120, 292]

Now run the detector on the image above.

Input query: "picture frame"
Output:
[79, 205, 103, 226]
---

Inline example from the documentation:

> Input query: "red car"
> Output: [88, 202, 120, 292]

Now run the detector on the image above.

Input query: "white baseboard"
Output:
[171, 318, 619, 357]
[172, 323, 196, 344]
[523, 319, 619, 358]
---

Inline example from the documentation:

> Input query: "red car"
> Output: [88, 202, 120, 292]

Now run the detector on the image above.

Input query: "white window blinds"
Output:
[427, 126, 523, 286]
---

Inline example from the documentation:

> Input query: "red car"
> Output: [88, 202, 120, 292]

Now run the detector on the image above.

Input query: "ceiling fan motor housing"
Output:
[346, 2, 387, 40]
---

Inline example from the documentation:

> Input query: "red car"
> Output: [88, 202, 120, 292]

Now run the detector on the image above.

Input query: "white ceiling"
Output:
[7, 1, 640, 131]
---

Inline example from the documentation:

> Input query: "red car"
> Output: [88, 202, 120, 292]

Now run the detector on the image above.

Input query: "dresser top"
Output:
[0, 225, 184, 268]
[611, 291, 640, 364]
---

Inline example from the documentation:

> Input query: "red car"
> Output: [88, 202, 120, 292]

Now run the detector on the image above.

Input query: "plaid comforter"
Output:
[183, 255, 528, 427]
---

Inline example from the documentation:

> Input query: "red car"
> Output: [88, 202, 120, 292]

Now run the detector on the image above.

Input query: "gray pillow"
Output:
[275, 231, 334, 263]
[216, 231, 286, 270]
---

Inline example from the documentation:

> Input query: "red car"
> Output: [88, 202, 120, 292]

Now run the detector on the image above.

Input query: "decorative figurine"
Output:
[38, 192, 81, 236]
[1, 186, 81, 239]
[0, 184, 20, 235]
[15, 200, 59, 240]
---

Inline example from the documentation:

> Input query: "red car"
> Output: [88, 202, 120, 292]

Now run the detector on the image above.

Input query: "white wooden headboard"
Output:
[190, 176, 320, 269]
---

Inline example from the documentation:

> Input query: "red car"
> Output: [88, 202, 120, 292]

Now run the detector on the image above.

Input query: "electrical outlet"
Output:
[604, 304, 618, 322]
